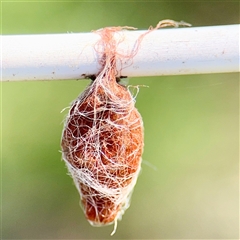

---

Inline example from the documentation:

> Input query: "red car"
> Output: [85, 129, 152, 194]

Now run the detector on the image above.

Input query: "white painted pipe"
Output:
[1, 24, 239, 82]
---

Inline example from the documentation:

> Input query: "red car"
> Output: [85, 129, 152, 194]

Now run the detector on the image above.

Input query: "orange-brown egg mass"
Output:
[61, 74, 144, 226]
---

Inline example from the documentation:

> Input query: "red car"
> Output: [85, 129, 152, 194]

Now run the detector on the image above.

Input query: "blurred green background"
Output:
[2, 1, 239, 239]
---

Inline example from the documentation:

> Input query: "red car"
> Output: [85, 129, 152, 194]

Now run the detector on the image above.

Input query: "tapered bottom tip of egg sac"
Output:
[88, 219, 119, 236]
[84, 209, 119, 227]
[81, 196, 123, 227]
[83, 201, 121, 236]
